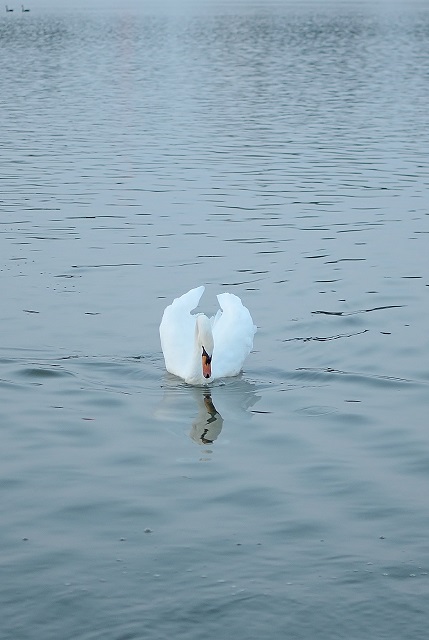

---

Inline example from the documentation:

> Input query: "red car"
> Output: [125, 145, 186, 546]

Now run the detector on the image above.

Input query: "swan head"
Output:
[196, 315, 214, 380]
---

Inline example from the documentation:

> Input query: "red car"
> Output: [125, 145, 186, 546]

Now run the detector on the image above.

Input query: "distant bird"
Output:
[21, 4, 29, 11]
[5, 5, 14, 11]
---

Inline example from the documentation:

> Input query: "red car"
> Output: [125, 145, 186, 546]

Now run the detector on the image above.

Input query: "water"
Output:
[1, 1, 429, 638]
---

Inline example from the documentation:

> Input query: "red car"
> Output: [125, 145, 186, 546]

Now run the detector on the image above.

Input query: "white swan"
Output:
[159, 286, 256, 385]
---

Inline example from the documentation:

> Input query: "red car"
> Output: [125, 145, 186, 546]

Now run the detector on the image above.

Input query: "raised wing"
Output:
[159, 286, 204, 378]
[211, 292, 256, 379]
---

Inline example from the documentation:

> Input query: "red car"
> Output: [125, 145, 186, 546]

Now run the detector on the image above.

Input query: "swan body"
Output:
[159, 286, 256, 385]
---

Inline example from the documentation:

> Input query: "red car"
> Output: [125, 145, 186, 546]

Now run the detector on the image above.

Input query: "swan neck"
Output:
[195, 315, 213, 352]
[185, 315, 213, 384]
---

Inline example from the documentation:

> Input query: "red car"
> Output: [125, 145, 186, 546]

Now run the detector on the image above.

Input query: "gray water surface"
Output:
[1, 1, 429, 639]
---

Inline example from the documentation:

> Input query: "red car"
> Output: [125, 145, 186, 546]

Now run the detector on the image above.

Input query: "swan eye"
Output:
[202, 347, 212, 365]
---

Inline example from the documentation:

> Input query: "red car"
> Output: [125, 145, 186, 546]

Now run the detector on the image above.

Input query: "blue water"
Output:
[1, 1, 429, 638]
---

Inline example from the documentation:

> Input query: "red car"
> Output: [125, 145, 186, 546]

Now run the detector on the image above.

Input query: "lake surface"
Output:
[1, 1, 429, 638]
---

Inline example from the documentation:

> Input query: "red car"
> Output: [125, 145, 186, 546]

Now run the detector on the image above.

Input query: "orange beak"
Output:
[202, 348, 212, 379]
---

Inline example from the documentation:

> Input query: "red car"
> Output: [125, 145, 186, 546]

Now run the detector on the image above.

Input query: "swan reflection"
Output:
[190, 392, 223, 445]
[158, 375, 261, 446]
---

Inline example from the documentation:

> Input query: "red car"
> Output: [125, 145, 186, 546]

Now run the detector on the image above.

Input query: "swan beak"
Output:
[202, 348, 212, 379]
